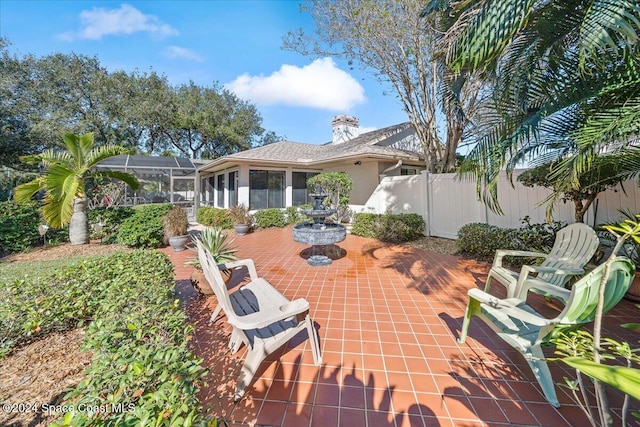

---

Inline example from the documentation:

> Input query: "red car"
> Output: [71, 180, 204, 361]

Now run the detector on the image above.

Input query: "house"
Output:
[195, 115, 425, 212]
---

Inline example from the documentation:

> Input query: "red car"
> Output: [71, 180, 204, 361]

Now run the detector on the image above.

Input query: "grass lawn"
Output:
[0, 255, 97, 281]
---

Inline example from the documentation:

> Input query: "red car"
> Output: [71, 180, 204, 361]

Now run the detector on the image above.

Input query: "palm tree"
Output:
[13, 132, 138, 245]
[427, 0, 640, 213]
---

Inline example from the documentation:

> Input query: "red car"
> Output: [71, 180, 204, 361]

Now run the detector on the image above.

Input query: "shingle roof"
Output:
[203, 122, 422, 169]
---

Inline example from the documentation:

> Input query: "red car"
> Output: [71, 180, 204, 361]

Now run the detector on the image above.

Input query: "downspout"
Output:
[379, 160, 403, 182]
[194, 167, 201, 218]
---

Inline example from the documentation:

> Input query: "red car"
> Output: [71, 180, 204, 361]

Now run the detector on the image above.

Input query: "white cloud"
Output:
[162, 46, 204, 62]
[224, 58, 366, 111]
[58, 4, 178, 41]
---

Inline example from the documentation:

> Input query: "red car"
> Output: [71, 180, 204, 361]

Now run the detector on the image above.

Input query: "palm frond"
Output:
[43, 163, 77, 199]
[41, 188, 78, 228]
[85, 145, 132, 170]
[61, 133, 83, 165]
[578, 0, 640, 70]
[13, 178, 45, 204]
[90, 170, 139, 190]
[450, 0, 537, 72]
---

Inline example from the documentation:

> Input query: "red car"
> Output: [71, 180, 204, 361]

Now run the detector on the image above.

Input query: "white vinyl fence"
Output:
[359, 170, 640, 240]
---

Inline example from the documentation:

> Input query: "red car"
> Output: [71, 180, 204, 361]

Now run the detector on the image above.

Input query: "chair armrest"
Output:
[493, 250, 548, 268]
[468, 288, 552, 327]
[228, 298, 310, 330]
[514, 265, 576, 301]
[522, 265, 584, 276]
[515, 273, 572, 303]
[218, 258, 259, 281]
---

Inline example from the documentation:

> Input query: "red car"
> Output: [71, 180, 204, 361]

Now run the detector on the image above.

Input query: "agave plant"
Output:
[186, 226, 238, 269]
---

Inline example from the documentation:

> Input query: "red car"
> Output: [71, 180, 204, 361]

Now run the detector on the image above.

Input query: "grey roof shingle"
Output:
[214, 122, 422, 166]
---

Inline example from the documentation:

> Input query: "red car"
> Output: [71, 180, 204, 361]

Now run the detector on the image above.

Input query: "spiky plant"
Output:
[186, 227, 238, 268]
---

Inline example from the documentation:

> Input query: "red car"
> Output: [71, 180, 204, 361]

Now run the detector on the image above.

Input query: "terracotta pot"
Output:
[625, 272, 640, 302]
[190, 268, 232, 296]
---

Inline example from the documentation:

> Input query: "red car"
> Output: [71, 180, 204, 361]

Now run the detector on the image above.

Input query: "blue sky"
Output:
[0, 1, 409, 145]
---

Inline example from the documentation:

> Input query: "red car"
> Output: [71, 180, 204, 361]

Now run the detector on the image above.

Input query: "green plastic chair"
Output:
[485, 223, 600, 302]
[459, 257, 634, 407]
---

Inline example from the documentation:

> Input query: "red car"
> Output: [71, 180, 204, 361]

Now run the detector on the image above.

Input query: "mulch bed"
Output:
[0, 242, 124, 427]
[0, 329, 93, 427]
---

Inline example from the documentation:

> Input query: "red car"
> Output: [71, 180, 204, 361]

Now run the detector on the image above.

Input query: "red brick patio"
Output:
[160, 227, 639, 426]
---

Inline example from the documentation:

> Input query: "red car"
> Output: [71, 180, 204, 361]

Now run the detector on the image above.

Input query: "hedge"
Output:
[254, 208, 287, 229]
[0, 251, 208, 426]
[197, 206, 233, 229]
[88, 206, 135, 244]
[0, 201, 41, 253]
[117, 203, 173, 248]
[456, 220, 565, 264]
[351, 213, 425, 242]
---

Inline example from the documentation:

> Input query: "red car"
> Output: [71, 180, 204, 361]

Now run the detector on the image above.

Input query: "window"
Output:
[228, 171, 238, 206]
[401, 168, 417, 175]
[206, 177, 215, 204]
[249, 170, 284, 209]
[216, 174, 224, 207]
[292, 172, 319, 206]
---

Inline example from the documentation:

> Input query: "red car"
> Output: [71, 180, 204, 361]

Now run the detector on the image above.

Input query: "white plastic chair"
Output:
[485, 223, 599, 302]
[196, 240, 322, 401]
[460, 257, 634, 407]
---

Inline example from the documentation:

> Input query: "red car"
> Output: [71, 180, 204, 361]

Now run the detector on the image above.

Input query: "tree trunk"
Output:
[69, 197, 89, 245]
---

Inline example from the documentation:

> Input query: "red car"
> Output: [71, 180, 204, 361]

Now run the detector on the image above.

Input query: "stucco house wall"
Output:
[195, 116, 425, 214]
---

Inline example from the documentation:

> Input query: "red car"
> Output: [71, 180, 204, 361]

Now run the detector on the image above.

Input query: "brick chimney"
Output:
[331, 115, 360, 144]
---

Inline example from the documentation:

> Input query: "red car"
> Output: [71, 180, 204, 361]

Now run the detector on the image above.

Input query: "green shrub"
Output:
[351, 213, 425, 242]
[456, 223, 519, 261]
[0, 201, 41, 253]
[351, 213, 378, 238]
[516, 216, 566, 252]
[285, 206, 306, 225]
[88, 206, 135, 244]
[254, 208, 287, 228]
[117, 204, 172, 248]
[456, 220, 566, 264]
[197, 206, 233, 229]
[0, 251, 208, 425]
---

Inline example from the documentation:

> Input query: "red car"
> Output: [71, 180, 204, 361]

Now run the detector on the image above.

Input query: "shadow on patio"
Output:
[161, 227, 639, 427]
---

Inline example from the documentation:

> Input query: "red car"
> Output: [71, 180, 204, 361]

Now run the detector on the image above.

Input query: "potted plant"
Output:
[229, 204, 252, 236]
[164, 205, 189, 251]
[186, 227, 238, 295]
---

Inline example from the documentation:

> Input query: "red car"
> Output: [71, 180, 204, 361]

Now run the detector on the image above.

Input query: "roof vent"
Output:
[332, 115, 359, 144]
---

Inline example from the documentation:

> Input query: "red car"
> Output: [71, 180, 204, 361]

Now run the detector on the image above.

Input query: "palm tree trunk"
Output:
[69, 197, 89, 245]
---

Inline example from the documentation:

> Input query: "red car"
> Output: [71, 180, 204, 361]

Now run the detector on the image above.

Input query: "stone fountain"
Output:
[293, 187, 347, 266]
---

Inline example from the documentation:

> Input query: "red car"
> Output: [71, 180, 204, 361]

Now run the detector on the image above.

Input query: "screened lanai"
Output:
[94, 155, 206, 209]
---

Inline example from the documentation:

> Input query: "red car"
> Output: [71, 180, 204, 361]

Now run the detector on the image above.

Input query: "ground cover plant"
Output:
[0, 250, 208, 426]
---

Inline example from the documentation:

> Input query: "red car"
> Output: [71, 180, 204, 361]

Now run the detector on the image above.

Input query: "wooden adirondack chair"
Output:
[196, 240, 322, 401]
[459, 257, 634, 407]
[485, 223, 600, 302]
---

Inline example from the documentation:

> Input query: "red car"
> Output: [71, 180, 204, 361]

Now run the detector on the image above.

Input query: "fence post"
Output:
[422, 170, 431, 237]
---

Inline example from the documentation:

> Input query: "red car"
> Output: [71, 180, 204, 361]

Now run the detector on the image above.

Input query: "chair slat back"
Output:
[557, 257, 634, 325]
[539, 223, 600, 286]
[196, 240, 236, 318]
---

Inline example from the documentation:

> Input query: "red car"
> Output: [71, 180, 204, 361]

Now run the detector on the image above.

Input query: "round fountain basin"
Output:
[293, 222, 347, 246]
[302, 208, 336, 218]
